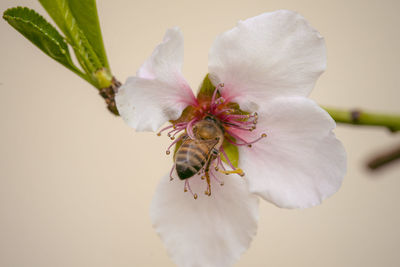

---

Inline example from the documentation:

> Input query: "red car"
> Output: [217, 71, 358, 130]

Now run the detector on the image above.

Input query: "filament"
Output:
[169, 165, 175, 181]
[184, 180, 197, 199]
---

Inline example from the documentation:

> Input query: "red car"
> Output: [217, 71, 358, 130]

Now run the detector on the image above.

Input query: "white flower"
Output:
[116, 10, 346, 267]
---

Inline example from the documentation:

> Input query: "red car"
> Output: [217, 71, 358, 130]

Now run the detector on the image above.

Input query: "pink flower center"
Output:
[157, 84, 267, 199]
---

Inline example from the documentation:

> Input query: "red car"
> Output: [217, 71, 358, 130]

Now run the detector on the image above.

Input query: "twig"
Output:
[367, 144, 400, 171]
[99, 77, 121, 115]
[322, 106, 400, 132]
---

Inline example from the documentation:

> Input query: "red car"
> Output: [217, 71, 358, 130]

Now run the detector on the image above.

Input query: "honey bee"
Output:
[174, 116, 224, 195]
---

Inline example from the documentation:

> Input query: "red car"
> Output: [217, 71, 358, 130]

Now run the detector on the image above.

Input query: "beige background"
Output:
[1, 0, 400, 266]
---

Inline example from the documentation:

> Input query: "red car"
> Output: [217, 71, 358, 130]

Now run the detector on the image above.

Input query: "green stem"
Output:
[322, 106, 400, 132]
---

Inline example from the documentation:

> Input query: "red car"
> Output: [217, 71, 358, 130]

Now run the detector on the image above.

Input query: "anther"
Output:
[261, 133, 267, 138]
[248, 144, 252, 148]
[170, 136, 175, 140]
[204, 187, 211, 196]
[166, 150, 170, 155]
[184, 188, 188, 192]
[193, 194, 198, 200]
[220, 182, 224, 186]
[157, 133, 161, 136]
[201, 176, 205, 180]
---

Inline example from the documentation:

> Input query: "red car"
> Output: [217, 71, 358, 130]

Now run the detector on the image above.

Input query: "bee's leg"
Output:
[217, 168, 245, 176]
[203, 149, 218, 196]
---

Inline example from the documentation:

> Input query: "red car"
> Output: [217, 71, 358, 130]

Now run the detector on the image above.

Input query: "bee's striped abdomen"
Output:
[175, 139, 212, 180]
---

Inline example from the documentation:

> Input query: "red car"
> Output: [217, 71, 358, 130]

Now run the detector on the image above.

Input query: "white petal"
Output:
[137, 27, 185, 84]
[116, 27, 196, 132]
[208, 10, 326, 111]
[237, 97, 346, 209]
[116, 77, 193, 132]
[150, 172, 259, 267]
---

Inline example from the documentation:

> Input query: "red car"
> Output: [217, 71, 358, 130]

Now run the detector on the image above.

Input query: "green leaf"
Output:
[197, 74, 216, 102]
[38, 0, 103, 78]
[3, 7, 87, 79]
[67, 0, 109, 69]
[221, 140, 239, 168]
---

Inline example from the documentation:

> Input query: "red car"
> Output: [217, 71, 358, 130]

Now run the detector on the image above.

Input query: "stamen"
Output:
[186, 118, 198, 139]
[210, 171, 224, 186]
[224, 114, 251, 119]
[224, 112, 257, 121]
[166, 134, 185, 155]
[184, 180, 197, 199]
[168, 126, 186, 140]
[217, 168, 245, 177]
[214, 108, 234, 116]
[225, 123, 256, 131]
[220, 146, 237, 171]
[169, 165, 175, 181]
[172, 127, 185, 138]
[210, 83, 225, 111]
[167, 127, 180, 137]
[214, 97, 225, 106]
[211, 84, 223, 105]
[216, 154, 226, 171]
[225, 130, 267, 146]
[157, 122, 186, 136]
[157, 125, 174, 136]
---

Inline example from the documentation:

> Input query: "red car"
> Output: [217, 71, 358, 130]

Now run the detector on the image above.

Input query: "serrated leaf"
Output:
[38, 0, 103, 77]
[221, 140, 239, 168]
[3, 7, 86, 79]
[67, 0, 109, 69]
